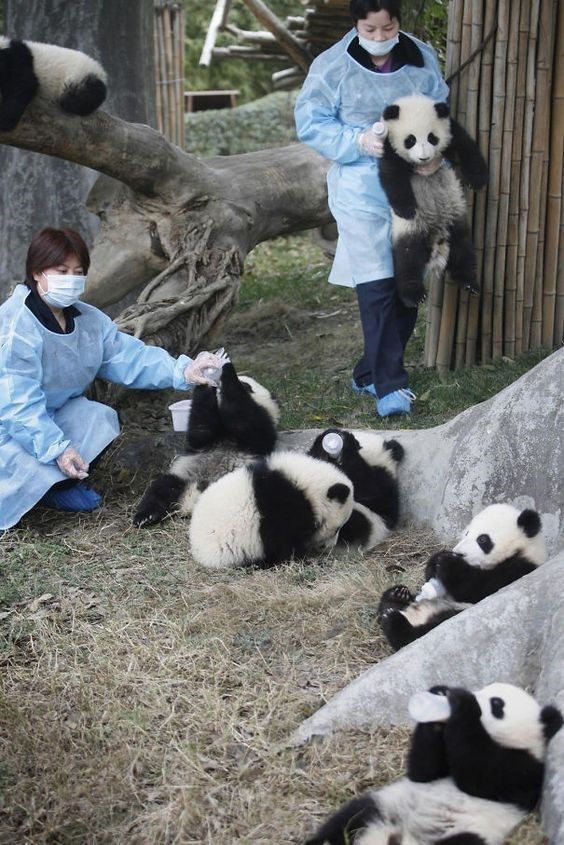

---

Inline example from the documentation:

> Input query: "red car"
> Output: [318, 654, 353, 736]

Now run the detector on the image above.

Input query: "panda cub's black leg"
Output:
[378, 585, 420, 650]
[186, 384, 224, 451]
[304, 794, 381, 845]
[393, 230, 433, 307]
[0, 40, 39, 131]
[445, 219, 480, 296]
[133, 473, 188, 527]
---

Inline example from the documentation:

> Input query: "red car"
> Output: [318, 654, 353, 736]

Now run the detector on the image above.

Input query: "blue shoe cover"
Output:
[376, 388, 416, 418]
[41, 482, 102, 512]
[351, 379, 378, 398]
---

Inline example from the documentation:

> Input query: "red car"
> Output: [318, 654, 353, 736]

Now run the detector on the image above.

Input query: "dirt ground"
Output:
[0, 301, 548, 844]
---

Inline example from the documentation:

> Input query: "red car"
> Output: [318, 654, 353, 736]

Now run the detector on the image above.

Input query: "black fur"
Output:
[216, 362, 277, 455]
[393, 230, 433, 306]
[445, 218, 480, 294]
[517, 508, 542, 538]
[132, 473, 189, 527]
[186, 384, 223, 450]
[58, 73, 107, 115]
[541, 705, 564, 740]
[432, 551, 538, 603]
[0, 40, 39, 131]
[443, 119, 488, 190]
[444, 688, 545, 811]
[252, 462, 329, 566]
[304, 794, 380, 845]
[378, 586, 462, 651]
[379, 140, 418, 218]
[337, 506, 372, 548]
[437, 836, 487, 844]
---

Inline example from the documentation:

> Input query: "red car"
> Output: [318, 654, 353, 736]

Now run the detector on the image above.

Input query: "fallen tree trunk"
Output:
[0, 98, 331, 353]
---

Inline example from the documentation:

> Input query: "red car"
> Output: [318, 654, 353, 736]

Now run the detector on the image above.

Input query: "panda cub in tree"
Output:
[0, 38, 107, 132]
[378, 504, 546, 651]
[189, 451, 354, 570]
[379, 94, 488, 308]
[305, 682, 562, 845]
[133, 362, 280, 527]
[308, 429, 404, 551]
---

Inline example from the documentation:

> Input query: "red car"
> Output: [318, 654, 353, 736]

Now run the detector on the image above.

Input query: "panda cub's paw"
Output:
[464, 281, 481, 296]
[399, 280, 427, 308]
[378, 584, 414, 618]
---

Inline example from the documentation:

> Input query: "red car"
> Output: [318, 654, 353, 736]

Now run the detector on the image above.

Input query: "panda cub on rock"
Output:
[133, 362, 280, 527]
[308, 429, 404, 551]
[305, 682, 562, 845]
[189, 451, 354, 570]
[379, 94, 488, 308]
[0, 38, 107, 131]
[378, 504, 546, 651]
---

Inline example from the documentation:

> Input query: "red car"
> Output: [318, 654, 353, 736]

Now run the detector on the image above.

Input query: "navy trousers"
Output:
[353, 277, 417, 398]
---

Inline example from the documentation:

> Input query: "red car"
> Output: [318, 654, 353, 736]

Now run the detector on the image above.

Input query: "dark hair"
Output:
[349, 0, 401, 24]
[25, 227, 91, 290]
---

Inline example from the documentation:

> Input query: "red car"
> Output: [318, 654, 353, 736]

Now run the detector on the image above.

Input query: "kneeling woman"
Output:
[0, 227, 219, 530]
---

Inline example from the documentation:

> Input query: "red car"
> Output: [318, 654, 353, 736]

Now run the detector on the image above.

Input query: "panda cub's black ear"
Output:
[517, 508, 542, 538]
[434, 102, 449, 119]
[327, 483, 350, 504]
[383, 104, 400, 120]
[540, 705, 563, 740]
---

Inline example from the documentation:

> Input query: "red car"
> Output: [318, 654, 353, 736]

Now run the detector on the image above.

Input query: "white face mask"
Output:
[358, 33, 399, 57]
[37, 272, 86, 308]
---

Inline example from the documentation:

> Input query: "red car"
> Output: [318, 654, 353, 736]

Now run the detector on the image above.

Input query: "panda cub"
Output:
[0, 38, 107, 132]
[189, 451, 354, 570]
[133, 362, 280, 527]
[378, 504, 546, 651]
[309, 429, 404, 551]
[379, 94, 488, 308]
[305, 682, 562, 845]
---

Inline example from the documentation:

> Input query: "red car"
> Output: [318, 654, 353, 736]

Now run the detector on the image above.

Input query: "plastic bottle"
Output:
[322, 432, 344, 458]
[372, 120, 388, 140]
[202, 366, 222, 385]
[415, 577, 447, 602]
[408, 690, 451, 723]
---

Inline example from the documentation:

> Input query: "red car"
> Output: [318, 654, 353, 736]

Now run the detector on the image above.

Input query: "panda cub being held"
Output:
[189, 451, 354, 570]
[378, 504, 546, 651]
[308, 428, 404, 551]
[305, 682, 562, 845]
[0, 37, 107, 132]
[133, 362, 280, 527]
[379, 94, 488, 308]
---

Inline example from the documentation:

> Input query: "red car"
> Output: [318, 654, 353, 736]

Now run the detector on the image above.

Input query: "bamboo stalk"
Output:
[200, 0, 232, 67]
[436, 283, 459, 375]
[154, 10, 163, 135]
[542, 0, 563, 347]
[525, 0, 554, 349]
[554, 170, 564, 347]
[164, 6, 177, 144]
[424, 272, 445, 367]
[498, 0, 520, 358]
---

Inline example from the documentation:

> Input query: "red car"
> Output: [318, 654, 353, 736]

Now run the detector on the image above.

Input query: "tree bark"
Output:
[0, 95, 331, 352]
[0, 0, 156, 302]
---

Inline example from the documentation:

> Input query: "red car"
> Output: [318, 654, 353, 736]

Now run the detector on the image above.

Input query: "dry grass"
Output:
[0, 474, 546, 843]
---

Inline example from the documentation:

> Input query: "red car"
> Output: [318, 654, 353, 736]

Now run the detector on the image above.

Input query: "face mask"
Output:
[37, 273, 86, 308]
[358, 33, 399, 57]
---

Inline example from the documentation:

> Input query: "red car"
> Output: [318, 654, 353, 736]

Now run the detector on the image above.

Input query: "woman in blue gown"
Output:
[295, 0, 448, 417]
[0, 227, 221, 530]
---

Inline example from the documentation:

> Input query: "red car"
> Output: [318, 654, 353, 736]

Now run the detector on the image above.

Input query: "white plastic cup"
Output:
[169, 399, 192, 432]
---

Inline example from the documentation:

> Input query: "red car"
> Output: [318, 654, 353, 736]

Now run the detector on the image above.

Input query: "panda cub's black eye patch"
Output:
[404, 135, 416, 149]
[477, 533, 493, 553]
[490, 697, 505, 718]
[428, 132, 439, 145]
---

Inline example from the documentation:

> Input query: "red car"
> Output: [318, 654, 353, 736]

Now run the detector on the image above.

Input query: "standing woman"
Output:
[0, 227, 222, 531]
[295, 0, 448, 417]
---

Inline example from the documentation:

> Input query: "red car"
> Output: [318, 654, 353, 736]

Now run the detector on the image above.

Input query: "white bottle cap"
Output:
[415, 577, 447, 602]
[322, 432, 343, 458]
[372, 120, 388, 139]
[408, 691, 451, 723]
[202, 366, 221, 384]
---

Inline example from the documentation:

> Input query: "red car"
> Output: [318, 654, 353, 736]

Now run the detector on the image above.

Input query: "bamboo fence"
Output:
[154, 0, 185, 148]
[426, 0, 562, 370]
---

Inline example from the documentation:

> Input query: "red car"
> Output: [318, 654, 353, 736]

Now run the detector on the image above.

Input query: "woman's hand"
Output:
[358, 127, 386, 158]
[184, 350, 228, 386]
[56, 447, 89, 479]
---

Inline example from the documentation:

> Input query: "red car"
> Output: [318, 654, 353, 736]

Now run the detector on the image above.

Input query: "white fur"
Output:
[15, 40, 107, 99]
[385, 94, 451, 166]
[189, 452, 353, 569]
[354, 431, 400, 478]
[356, 778, 524, 845]
[400, 597, 469, 626]
[453, 503, 546, 569]
[475, 683, 546, 761]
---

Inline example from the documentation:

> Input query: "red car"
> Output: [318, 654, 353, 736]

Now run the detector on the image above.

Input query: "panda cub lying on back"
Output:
[378, 504, 546, 651]
[305, 682, 562, 845]
[0, 38, 107, 131]
[134, 362, 280, 526]
[379, 94, 488, 308]
[309, 428, 404, 551]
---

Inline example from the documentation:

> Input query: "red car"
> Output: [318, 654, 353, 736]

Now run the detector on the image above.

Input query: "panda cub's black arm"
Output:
[443, 119, 488, 191]
[407, 718, 450, 782]
[436, 553, 538, 603]
[304, 793, 380, 845]
[186, 384, 224, 451]
[379, 143, 418, 219]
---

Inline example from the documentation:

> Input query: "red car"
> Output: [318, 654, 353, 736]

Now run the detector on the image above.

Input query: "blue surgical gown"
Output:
[0, 285, 193, 530]
[294, 30, 449, 286]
